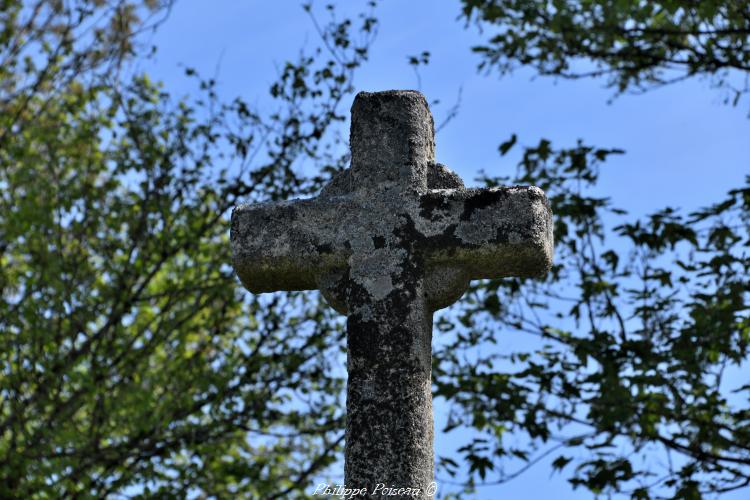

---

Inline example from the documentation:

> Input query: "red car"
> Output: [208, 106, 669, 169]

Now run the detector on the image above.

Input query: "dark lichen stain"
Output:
[460, 189, 507, 221]
[422, 223, 464, 254]
[418, 192, 453, 221]
[316, 243, 334, 254]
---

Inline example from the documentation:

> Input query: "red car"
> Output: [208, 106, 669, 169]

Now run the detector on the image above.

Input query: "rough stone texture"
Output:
[231, 90, 553, 498]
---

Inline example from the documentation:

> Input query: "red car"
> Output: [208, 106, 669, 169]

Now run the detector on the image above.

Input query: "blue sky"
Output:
[142, 1, 749, 498]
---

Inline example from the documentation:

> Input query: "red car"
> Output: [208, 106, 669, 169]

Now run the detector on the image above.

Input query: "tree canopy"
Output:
[1, 1, 377, 496]
[1, 0, 748, 498]
[441, 1, 750, 496]
[461, 0, 750, 102]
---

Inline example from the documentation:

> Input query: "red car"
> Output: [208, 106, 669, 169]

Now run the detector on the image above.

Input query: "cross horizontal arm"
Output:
[417, 186, 553, 279]
[230, 197, 353, 293]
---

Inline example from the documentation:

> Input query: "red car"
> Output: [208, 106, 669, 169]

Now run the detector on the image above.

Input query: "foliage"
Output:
[460, 0, 750, 102]
[433, 137, 750, 497]
[425, 3, 750, 496]
[2, 0, 749, 498]
[0, 0, 377, 497]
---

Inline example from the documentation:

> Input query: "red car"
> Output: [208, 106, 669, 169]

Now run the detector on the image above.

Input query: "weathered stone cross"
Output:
[231, 90, 553, 497]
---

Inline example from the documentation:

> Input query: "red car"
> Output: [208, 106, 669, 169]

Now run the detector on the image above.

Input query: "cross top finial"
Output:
[350, 90, 435, 191]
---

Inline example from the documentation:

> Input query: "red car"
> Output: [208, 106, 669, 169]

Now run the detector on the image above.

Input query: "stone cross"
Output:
[231, 90, 553, 498]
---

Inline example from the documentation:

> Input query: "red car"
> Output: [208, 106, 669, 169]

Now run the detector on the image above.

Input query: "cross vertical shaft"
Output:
[333, 91, 440, 493]
[345, 262, 434, 492]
